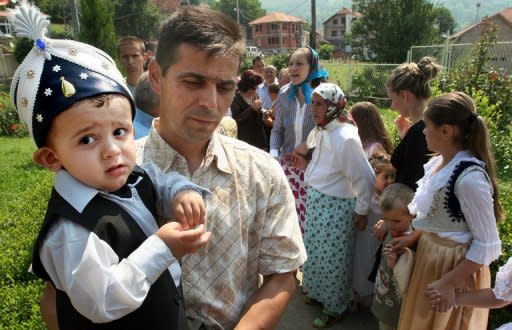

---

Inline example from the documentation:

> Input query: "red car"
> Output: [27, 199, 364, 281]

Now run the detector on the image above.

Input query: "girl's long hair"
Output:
[425, 92, 503, 221]
[350, 101, 394, 155]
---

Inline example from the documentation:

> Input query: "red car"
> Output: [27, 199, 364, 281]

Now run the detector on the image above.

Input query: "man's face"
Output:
[118, 42, 145, 74]
[252, 59, 265, 75]
[150, 43, 239, 147]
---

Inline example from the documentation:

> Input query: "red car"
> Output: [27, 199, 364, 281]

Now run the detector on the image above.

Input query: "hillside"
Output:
[259, 0, 510, 31]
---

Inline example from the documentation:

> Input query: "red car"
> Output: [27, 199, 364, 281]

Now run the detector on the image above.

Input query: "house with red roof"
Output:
[322, 7, 361, 51]
[249, 12, 306, 52]
[450, 7, 512, 43]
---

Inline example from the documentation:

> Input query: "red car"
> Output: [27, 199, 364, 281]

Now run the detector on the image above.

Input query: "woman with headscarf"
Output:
[299, 83, 375, 328]
[269, 47, 328, 235]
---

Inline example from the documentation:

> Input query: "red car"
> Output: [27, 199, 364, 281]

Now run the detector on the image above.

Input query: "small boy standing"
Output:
[372, 183, 415, 330]
[10, 3, 210, 329]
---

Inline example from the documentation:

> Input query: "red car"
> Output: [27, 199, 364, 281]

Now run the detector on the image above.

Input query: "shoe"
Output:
[311, 309, 343, 328]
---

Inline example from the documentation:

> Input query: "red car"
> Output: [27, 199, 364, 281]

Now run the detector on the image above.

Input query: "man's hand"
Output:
[353, 213, 367, 231]
[172, 191, 205, 230]
[284, 152, 308, 170]
[156, 223, 211, 259]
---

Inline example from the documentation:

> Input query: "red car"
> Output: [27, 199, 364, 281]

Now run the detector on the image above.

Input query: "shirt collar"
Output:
[139, 118, 232, 175]
[134, 108, 154, 127]
[54, 170, 100, 213]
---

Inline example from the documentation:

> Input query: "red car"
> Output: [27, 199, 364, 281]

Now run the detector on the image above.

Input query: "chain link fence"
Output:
[408, 41, 512, 73]
[325, 61, 399, 102]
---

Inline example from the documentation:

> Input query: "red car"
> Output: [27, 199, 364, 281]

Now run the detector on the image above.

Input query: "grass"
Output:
[0, 137, 51, 329]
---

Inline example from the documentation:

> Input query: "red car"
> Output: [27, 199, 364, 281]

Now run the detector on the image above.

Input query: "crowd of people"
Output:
[8, 2, 511, 330]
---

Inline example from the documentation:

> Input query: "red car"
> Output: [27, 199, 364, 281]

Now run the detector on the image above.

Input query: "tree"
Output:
[351, 0, 437, 63]
[318, 44, 334, 60]
[213, 0, 266, 39]
[433, 6, 456, 38]
[113, 0, 160, 40]
[79, 0, 117, 58]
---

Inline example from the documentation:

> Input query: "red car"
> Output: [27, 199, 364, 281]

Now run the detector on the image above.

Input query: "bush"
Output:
[318, 44, 334, 60]
[0, 90, 28, 137]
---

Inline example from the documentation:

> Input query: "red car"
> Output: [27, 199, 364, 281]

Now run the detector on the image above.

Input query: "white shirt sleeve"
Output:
[40, 218, 175, 323]
[457, 170, 501, 265]
[140, 162, 211, 219]
[337, 137, 375, 215]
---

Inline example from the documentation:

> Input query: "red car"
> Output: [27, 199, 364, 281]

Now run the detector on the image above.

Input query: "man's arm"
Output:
[235, 272, 296, 329]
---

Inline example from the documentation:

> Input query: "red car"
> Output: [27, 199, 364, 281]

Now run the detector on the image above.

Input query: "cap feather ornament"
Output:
[9, 1, 134, 148]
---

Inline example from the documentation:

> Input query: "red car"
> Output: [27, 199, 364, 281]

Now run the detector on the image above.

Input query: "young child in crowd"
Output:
[10, 4, 210, 329]
[352, 153, 396, 308]
[372, 183, 415, 330]
[428, 256, 512, 330]
[390, 92, 502, 330]
[299, 83, 375, 328]
[349, 101, 394, 158]
[262, 82, 280, 148]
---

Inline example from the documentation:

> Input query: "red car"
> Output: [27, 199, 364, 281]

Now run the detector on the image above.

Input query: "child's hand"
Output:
[374, 219, 388, 241]
[353, 213, 367, 231]
[382, 246, 398, 269]
[172, 191, 205, 230]
[426, 286, 443, 308]
[395, 115, 411, 139]
[156, 223, 211, 259]
[425, 279, 456, 312]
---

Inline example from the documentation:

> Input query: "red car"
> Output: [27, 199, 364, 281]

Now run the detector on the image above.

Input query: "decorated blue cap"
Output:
[9, 1, 134, 147]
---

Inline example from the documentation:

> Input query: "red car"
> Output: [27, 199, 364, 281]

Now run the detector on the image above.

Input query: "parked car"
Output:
[245, 46, 261, 58]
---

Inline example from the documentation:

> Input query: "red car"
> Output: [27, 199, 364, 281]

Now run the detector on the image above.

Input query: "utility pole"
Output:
[70, 0, 80, 40]
[310, 0, 316, 49]
[475, 2, 481, 24]
[236, 0, 240, 24]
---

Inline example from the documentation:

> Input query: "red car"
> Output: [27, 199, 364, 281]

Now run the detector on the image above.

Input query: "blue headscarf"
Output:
[287, 46, 329, 104]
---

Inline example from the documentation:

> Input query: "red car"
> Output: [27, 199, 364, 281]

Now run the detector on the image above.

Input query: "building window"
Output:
[272, 23, 278, 31]
[333, 18, 338, 25]
[331, 30, 337, 37]
[292, 24, 295, 33]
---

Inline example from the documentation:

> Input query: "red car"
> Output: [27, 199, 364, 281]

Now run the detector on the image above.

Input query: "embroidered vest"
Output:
[413, 161, 488, 233]
[32, 166, 187, 330]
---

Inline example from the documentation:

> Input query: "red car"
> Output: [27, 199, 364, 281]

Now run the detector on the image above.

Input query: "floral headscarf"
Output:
[312, 83, 346, 127]
[287, 47, 329, 104]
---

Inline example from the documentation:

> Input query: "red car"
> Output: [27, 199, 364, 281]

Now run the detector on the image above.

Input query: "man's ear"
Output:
[148, 59, 162, 96]
[33, 147, 62, 172]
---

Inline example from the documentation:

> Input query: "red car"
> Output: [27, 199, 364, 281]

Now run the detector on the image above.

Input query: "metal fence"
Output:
[408, 41, 512, 73]
[324, 61, 399, 99]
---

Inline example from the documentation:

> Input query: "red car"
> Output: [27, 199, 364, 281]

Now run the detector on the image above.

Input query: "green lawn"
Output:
[0, 134, 510, 328]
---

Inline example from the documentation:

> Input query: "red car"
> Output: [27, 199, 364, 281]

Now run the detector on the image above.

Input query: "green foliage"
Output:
[213, 0, 266, 39]
[14, 38, 33, 64]
[351, 0, 437, 63]
[33, 0, 64, 24]
[434, 20, 512, 177]
[113, 0, 160, 40]
[80, 0, 117, 58]
[0, 91, 28, 138]
[433, 6, 456, 38]
[269, 52, 290, 72]
[0, 137, 53, 329]
[49, 24, 74, 39]
[351, 66, 389, 98]
[318, 44, 334, 60]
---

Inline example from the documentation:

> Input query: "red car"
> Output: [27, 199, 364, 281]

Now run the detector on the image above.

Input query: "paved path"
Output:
[277, 274, 378, 330]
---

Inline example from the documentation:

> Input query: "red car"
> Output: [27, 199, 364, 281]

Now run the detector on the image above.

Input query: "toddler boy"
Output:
[372, 183, 415, 330]
[10, 3, 210, 329]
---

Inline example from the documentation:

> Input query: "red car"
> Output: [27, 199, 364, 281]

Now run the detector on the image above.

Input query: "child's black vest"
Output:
[32, 166, 187, 329]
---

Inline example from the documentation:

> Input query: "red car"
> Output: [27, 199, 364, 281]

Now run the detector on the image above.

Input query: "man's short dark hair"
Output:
[117, 36, 145, 56]
[134, 72, 159, 117]
[155, 6, 245, 76]
[268, 83, 280, 94]
[252, 56, 263, 66]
